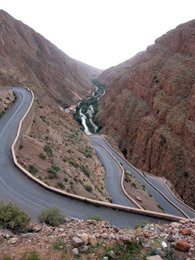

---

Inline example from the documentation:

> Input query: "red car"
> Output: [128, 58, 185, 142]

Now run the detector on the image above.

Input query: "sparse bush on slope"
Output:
[0, 201, 31, 232]
[38, 205, 66, 227]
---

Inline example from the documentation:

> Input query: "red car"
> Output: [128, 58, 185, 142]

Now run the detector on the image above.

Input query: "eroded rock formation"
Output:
[97, 19, 195, 209]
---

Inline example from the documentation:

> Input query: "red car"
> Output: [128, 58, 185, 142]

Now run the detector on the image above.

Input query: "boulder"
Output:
[81, 245, 90, 252]
[8, 238, 18, 244]
[170, 222, 180, 228]
[102, 233, 108, 239]
[112, 226, 119, 232]
[72, 248, 79, 255]
[180, 228, 191, 235]
[135, 227, 142, 236]
[32, 224, 42, 232]
[89, 235, 97, 247]
[72, 237, 83, 247]
[175, 239, 191, 252]
[143, 232, 149, 238]
[80, 233, 90, 245]
[146, 256, 163, 260]
[109, 250, 116, 258]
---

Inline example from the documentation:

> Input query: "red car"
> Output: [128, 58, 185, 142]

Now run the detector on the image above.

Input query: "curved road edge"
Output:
[91, 134, 193, 219]
[91, 141, 141, 209]
[8, 87, 187, 222]
[145, 170, 195, 215]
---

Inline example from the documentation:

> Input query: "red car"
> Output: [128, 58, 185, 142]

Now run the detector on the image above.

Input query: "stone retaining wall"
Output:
[12, 88, 35, 154]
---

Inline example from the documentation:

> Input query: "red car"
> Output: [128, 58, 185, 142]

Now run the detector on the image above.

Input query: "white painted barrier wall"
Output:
[11, 88, 186, 222]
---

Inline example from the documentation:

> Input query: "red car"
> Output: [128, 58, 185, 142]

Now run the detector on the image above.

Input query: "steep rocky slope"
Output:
[97, 19, 195, 209]
[0, 10, 111, 202]
[74, 59, 103, 79]
[0, 10, 95, 107]
[0, 86, 15, 114]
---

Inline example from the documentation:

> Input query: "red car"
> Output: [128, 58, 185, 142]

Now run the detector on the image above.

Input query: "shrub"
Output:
[52, 164, 60, 172]
[70, 180, 74, 189]
[134, 220, 149, 230]
[13, 92, 17, 102]
[44, 144, 52, 157]
[74, 177, 79, 182]
[39, 152, 46, 160]
[157, 204, 165, 212]
[53, 240, 67, 250]
[47, 167, 56, 174]
[63, 157, 67, 162]
[69, 159, 78, 168]
[19, 144, 23, 149]
[64, 177, 68, 182]
[48, 173, 56, 179]
[87, 214, 102, 221]
[55, 181, 65, 189]
[0, 201, 30, 231]
[38, 205, 65, 226]
[47, 168, 57, 179]
[83, 168, 90, 177]
[125, 177, 131, 182]
[108, 198, 113, 203]
[21, 250, 41, 260]
[29, 164, 37, 175]
[85, 184, 92, 192]
[161, 135, 166, 143]
[183, 171, 189, 177]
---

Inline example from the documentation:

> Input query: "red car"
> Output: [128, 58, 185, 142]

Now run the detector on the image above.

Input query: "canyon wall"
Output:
[0, 10, 100, 106]
[97, 19, 195, 209]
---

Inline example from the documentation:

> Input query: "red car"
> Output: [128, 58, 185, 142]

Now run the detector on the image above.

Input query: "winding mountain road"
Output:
[0, 87, 191, 228]
[89, 136, 195, 219]
[91, 142, 138, 208]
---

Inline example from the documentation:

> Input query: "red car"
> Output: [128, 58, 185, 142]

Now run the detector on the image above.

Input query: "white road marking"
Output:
[0, 176, 44, 209]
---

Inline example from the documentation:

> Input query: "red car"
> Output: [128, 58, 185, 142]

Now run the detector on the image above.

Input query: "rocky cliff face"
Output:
[97, 20, 195, 209]
[0, 10, 97, 107]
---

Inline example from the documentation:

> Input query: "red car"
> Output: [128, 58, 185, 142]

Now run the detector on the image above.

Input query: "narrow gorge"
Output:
[97, 19, 195, 209]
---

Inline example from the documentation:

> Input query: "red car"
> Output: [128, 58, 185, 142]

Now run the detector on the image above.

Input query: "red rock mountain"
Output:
[97, 19, 195, 209]
[0, 10, 101, 106]
[0, 10, 112, 201]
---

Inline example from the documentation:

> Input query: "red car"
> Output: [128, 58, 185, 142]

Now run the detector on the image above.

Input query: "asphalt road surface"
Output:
[0, 87, 180, 228]
[89, 135, 195, 219]
[146, 174, 195, 219]
[91, 142, 139, 208]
